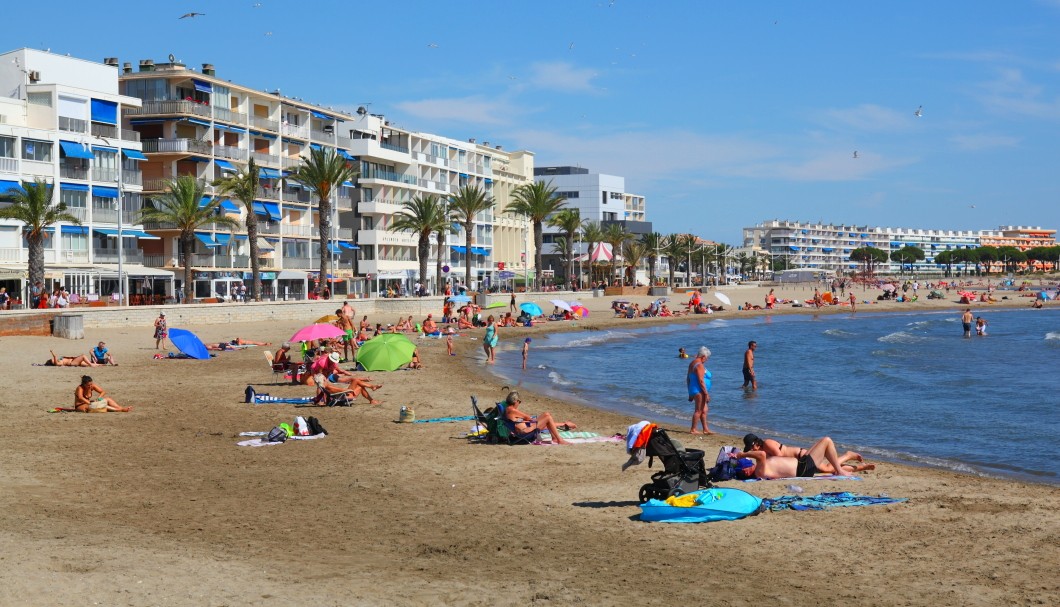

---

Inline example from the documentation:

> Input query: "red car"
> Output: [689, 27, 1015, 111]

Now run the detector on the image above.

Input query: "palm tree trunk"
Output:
[566, 230, 575, 289]
[28, 235, 44, 292]
[181, 233, 194, 303]
[318, 199, 331, 295]
[247, 212, 261, 301]
[533, 222, 544, 292]
[464, 221, 474, 294]
[418, 233, 429, 294]
[435, 229, 445, 294]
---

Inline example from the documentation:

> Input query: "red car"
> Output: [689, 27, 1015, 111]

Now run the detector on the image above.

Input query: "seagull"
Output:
[253, 2, 262, 7]
[914, 105, 923, 118]
[264, 31, 273, 36]
[427, 43, 438, 48]
[970, 205, 976, 209]
[508, 75, 517, 80]
[853, 151, 859, 159]
[569, 42, 575, 50]
[179, 12, 205, 19]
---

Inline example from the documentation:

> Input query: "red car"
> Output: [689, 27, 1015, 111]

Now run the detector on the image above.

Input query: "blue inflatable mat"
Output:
[762, 491, 907, 512]
[639, 488, 764, 523]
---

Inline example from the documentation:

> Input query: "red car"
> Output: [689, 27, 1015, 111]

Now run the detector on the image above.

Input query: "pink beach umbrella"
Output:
[571, 305, 589, 318]
[290, 323, 345, 343]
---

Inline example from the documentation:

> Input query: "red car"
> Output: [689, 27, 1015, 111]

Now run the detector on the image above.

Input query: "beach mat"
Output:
[742, 475, 862, 483]
[236, 431, 327, 447]
[762, 491, 906, 512]
[412, 415, 476, 424]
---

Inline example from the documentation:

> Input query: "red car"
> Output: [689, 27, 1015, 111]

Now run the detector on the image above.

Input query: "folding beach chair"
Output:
[470, 395, 539, 445]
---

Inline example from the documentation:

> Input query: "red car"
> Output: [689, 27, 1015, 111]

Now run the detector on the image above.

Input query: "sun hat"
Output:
[736, 458, 756, 471]
[328, 352, 341, 363]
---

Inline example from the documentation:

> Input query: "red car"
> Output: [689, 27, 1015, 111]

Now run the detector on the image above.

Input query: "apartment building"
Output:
[743, 219, 1056, 275]
[119, 58, 533, 298]
[0, 49, 162, 304]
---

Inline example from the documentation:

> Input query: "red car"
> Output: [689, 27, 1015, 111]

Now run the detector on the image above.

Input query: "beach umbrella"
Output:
[448, 295, 472, 304]
[881, 284, 896, 292]
[169, 328, 210, 360]
[315, 314, 340, 324]
[485, 301, 507, 309]
[568, 300, 585, 308]
[714, 292, 732, 307]
[550, 299, 573, 312]
[290, 323, 345, 343]
[520, 302, 543, 317]
[571, 305, 589, 318]
[355, 333, 416, 371]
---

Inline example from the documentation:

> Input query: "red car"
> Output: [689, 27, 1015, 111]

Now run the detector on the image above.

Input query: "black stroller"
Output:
[637, 428, 711, 503]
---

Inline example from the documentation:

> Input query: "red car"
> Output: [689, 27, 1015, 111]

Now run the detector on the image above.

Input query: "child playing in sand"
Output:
[446, 329, 455, 356]
[522, 338, 531, 370]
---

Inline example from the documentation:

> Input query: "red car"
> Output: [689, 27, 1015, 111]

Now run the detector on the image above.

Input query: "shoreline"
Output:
[0, 283, 1057, 605]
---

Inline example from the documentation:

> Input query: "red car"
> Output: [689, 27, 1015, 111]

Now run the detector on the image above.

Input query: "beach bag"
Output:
[266, 426, 288, 443]
[294, 416, 310, 436]
[306, 416, 328, 436]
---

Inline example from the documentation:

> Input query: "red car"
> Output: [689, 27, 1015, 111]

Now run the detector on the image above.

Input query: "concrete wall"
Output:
[0, 312, 52, 337]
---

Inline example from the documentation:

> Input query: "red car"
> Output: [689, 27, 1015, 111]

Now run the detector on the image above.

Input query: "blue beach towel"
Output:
[762, 491, 907, 512]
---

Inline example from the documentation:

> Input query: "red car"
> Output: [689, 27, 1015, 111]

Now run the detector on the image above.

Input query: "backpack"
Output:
[306, 416, 327, 436]
[266, 426, 288, 443]
[707, 446, 741, 482]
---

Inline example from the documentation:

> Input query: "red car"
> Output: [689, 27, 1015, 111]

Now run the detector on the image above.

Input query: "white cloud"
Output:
[392, 96, 520, 125]
[814, 104, 913, 132]
[948, 133, 1020, 151]
[526, 61, 600, 93]
[974, 67, 1060, 120]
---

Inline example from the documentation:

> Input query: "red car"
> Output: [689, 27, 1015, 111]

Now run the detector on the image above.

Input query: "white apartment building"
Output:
[0, 49, 162, 305]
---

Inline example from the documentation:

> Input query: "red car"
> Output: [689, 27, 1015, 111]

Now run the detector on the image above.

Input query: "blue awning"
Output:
[342, 180, 355, 187]
[199, 196, 213, 208]
[92, 186, 118, 199]
[451, 245, 467, 254]
[92, 145, 118, 153]
[0, 180, 24, 193]
[216, 124, 247, 134]
[61, 225, 89, 235]
[484, 178, 492, 184]
[337, 149, 354, 160]
[192, 79, 213, 93]
[121, 148, 148, 161]
[60, 182, 89, 192]
[93, 228, 120, 236]
[215, 159, 237, 172]
[250, 130, 277, 139]
[340, 242, 360, 250]
[310, 110, 332, 120]
[59, 141, 95, 159]
[261, 202, 281, 221]
[310, 143, 322, 151]
[130, 118, 177, 125]
[214, 233, 232, 245]
[234, 234, 248, 241]
[789, 246, 800, 251]
[187, 156, 211, 163]
[194, 233, 221, 247]
[184, 118, 211, 127]
[252, 202, 268, 217]
[459, 173, 469, 178]
[220, 200, 240, 213]
[822, 248, 834, 252]
[258, 168, 281, 179]
[328, 243, 342, 254]
[90, 99, 117, 125]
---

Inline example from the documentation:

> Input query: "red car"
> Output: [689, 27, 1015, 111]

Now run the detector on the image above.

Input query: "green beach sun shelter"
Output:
[355, 333, 417, 371]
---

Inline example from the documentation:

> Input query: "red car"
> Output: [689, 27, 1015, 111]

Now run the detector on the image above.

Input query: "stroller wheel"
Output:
[638, 484, 655, 504]
[668, 487, 685, 498]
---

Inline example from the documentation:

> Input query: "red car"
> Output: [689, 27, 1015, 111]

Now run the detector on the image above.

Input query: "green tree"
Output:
[448, 185, 495, 292]
[890, 245, 925, 275]
[933, 250, 954, 277]
[389, 194, 448, 292]
[622, 239, 647, 285]
[603, 223, 632, 286]
[506, 181, 567, 290]
[138, 176, 240, 303]
[640, 232, 666, 285]
[850, 246, 888, 276]
[0, 179, 80, 291]
[662, 233, 686, 286]
[213, 158, 263, 301]
[286, 148, 359, 291]
[548, 208, 582, 288]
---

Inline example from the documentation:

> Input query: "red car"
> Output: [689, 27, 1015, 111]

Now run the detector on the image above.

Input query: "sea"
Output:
[489, 308, 1060, 484]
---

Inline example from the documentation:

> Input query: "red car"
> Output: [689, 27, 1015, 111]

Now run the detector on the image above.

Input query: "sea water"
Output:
[489, 308, 1060, 484]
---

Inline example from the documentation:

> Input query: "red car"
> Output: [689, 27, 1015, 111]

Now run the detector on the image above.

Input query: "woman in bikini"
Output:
[501, 391, 576, 445]
[74, 375, 131, 412]
[45, 350, 99, 367]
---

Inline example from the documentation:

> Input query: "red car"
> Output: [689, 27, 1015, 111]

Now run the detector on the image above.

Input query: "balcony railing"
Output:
[66, 207, 88, 222]
[360, 168, 418, 185]
[282, 225, 314, 237]
[59, 116, 88, 133]
[257, 222, 280, 235]
[144, 254, 166, 268]
[127, 100, 211, 118]
[122, 170, 142, 186]
[93, 250, 145, 264]
[215, 145, 248, 161]
[142, 221, 178, 230]
[336, 135, 352, 148]
[250, 151, 278, 166]
[142, 178, 168, 192]
[91, 124, 139, 141]
[283, 124, 309, 140]
[21, 160, 53, 176]
[379, 141, 410, 154]
[212, 106, 247, 126]
[249, 116, 279, 131]
[94, 168, 119, 183]
[281, 156, 302, 169]
[0, 157, 17, 173]
[255, 186, 280, 200]
[311, 130, 334, 142]
[231, 255, 250, 267]
[142, 138, 213, 155]
[283, 257, 314, 269]
[93, 208, 119, 223]
[285, 189, 312, 203]
[336, 227, 354, 240]
[60, 164, 89, 180]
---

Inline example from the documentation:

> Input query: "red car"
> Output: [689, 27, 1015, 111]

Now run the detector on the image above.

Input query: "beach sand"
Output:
[1, 282, 1057, 606]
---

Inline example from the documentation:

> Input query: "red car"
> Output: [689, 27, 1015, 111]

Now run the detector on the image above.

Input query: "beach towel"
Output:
[742, 475, 862, 483]
[236, 431, 327, 447]
[411, 415, 476, 424]
[252, 395, 315, 405]
[762, 491, 906, 512]
[536, 432, 624, 445]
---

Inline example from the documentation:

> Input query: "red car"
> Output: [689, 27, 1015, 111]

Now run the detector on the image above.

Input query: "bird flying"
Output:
[179, 12, 205, 19]
[427, 43, 438, 48]
[915, 105, 923, 118]
[853, 151, 859, 159]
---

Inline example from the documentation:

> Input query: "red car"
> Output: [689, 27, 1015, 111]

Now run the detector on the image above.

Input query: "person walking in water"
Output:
[742, 341, 757, 391]
[686, 346, 712, 435]
[962, 308, 973, 337]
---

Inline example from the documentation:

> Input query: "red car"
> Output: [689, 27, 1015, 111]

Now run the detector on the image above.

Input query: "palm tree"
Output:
[389, 194, 448, 293]
[435, 216, 457, 294]
[548, 208, 582, 288]
[0, 179, 80, 290]
[448, 185, 495, 293]
[622, 239, 647, 285]
[286, 148, 358, 292]
[213, 158, 262, 301]
[138, 176, 240, 303]
[581, 221, 604, 286]
[506, 181, 567, 290]
[640, 232, 666, 285]
[602, 223, 631, 286]
[662, 233, 685, 287]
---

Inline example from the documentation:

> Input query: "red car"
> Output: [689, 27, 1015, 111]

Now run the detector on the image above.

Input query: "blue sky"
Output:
[8, 1, 1060, 243]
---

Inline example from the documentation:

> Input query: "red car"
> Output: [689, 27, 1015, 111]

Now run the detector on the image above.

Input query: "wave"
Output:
[871, 349, 905, 358]
[877, 331, 926, 344]
[823, 328, 855, 337]
[536, 330, 636, 350]
[1046, 332, 1060, 341]
[547, 371, 574, 387]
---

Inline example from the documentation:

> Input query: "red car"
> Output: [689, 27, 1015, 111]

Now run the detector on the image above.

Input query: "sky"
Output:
[6, 1, 1060, 243]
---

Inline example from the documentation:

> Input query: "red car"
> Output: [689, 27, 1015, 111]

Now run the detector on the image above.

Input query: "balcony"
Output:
[359, 168, 418, 186]
[285, 189, 312, 203]
[142, 138, 213, 155]
[122, 170, 142, 187]
[60, 164, 89, 180]
[250, 151, 278, 166]
[255, 186, 280, 200]
[89, 123, 138, 141]
[0, 157, 16, 173]
[379, 141, 409, 154]
[92, 208, 119, 223]
[212, 106, 247, 126]
[282, 224, 314, 237]
[283, 257, 314, 269]
[142, 178, 168, 192]
[66, 207, 88, 222]
[231, 255, 250, 267]
[358, 200, 405, 215]
[281, 156, 302, 169]
[127, 100, 211, 119]
[249, 116, 278, 132]
[61, 250, 90, 264]
[94, 168, 119, 183]
[21, 160, 53, 176]
[93, 249, 145, 264]
[257, 222, 280, 235]
[143, 254, 166, 268]
[215, 145, 248, 161]
[142, 221, 178, 230]
[59, 116, 88, 134]
[283, 123, 309, 140]
[311, 129, 334, 143]
[336, 227, 354, 240]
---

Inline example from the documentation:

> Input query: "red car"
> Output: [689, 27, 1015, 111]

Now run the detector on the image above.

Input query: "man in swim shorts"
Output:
[742, 341, 757, 391]
[962, 308, 973, 337]
[731, 436, 874, 479]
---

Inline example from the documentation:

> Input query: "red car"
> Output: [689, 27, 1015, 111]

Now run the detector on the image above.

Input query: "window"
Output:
[360, 216, 375, 230]
[0, 136, 14, 158]
[123, 78, 168, 102]
[610, 192, 623, 200]
[93, 149, 118, 181]
[555, 191, 579, 199]
[62, 233, 87, 252]
[22, 139, 52, 162]
[359, 246, 374, 261]
[361, 188, 373, 202]
[60, 189, 87, 208]
[27, 92, 52, 107]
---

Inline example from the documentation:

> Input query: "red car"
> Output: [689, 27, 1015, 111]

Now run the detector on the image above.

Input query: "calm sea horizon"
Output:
[488, 307, 1060, 484]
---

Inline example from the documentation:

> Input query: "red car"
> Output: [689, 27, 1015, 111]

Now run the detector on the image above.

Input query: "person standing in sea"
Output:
[742, 341, 757, 391]
[962, 308, 973, 337]
[686, 347, 712, 435]
[482, 315, 498, 364]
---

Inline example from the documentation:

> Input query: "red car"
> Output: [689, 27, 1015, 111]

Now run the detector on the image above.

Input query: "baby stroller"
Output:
[637, 428, 711, 503]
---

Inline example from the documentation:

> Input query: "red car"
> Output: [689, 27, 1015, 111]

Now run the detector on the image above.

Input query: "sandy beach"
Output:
[1, 281, 1057, 606]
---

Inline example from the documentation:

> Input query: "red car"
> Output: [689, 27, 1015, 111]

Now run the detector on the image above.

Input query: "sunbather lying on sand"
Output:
[45, 350, 98, 367]
[313, 373, 380, 405]
[730, 436, 875, 479]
